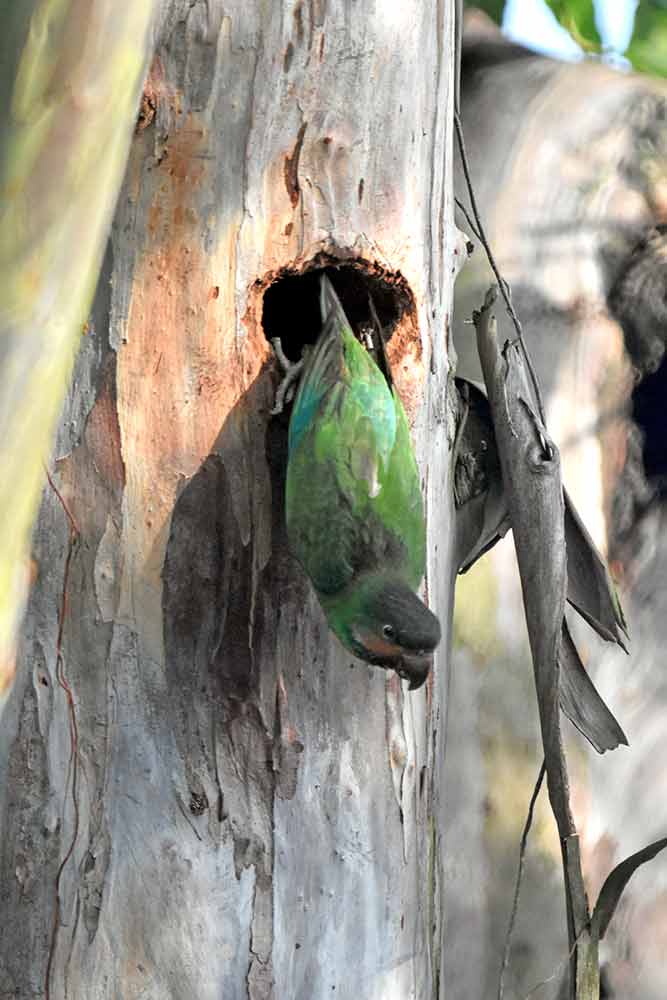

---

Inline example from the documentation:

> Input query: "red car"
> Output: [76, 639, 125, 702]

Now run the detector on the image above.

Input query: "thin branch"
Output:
[454, 0, 463, 115]
[474, 289, 596, 996]
[498, 760, 547, 1000]
[454, 111, 547, 425]
[455, 195, 483, 243]
[522, 927, 586, 1000]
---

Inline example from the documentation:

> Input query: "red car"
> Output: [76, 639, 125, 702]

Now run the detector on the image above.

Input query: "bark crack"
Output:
[284, 121, 308, 207]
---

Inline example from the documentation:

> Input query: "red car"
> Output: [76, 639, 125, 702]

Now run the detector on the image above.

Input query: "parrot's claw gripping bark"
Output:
[270, 338, 304, 415]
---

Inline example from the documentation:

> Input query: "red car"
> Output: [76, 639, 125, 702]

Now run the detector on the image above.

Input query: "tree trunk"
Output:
[0, 3, 459, 998]
[446, 14, 667, 999]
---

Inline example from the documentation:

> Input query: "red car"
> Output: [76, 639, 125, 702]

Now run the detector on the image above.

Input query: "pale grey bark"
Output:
[0, 3, 459, 998]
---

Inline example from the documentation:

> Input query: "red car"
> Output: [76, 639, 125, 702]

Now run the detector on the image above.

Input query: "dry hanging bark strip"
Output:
[471, 288, 667, 998]
[562, 491, 628, 649]
[455, 86, 667, 990]
[590, 835, 667, 942]
[473, 286, 598, 998]
[452, 376, 510, 574]
[454, 377, 628, 649]
[452, 374, 627, 755]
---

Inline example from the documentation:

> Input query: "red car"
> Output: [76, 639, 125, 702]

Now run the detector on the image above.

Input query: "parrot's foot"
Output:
[270, 338, 304, 415]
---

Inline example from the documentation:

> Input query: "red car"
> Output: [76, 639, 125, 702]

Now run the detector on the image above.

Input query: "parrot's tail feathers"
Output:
[367, 291, 395, 387]
[320, 273, 350, 331]
[288, 278, 348, 449]
[559, 619, 628, 754]
[306, 297, 346, 392]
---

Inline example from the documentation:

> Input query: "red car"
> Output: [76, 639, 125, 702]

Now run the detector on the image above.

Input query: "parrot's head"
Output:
[338, 576, 441, 689]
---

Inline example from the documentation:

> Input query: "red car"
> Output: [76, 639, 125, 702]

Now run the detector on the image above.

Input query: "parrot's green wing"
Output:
[286, 278, 425, 598]
[374, 390, 426, 587]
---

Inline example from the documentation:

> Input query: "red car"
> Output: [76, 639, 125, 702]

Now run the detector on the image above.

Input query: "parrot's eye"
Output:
[383, 624, 396, 639]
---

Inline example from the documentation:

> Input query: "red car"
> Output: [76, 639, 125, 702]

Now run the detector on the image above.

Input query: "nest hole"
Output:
[262, 263, 411, 361]
[632, 352, 667, 494]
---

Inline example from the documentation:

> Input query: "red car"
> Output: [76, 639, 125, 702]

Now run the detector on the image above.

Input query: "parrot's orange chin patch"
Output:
[352, 628, 433, 688]
[354, 629, 404, 662]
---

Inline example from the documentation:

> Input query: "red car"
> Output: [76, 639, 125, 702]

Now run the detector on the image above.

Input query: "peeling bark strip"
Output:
[473, 288, 597, 998]
[451, 25, 667, 998]
[452, 374, 627, 753]
[473, 292, 567, 812]
[0, 2, 459, 998]
[471, 290, 664, 997]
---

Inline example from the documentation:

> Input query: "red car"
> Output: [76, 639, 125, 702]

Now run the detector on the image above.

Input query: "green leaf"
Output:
[545, 0, 602, 52]
[591, 837, 667, 941]
[464, 0, 506, 25]
[625, 1, 667, 78]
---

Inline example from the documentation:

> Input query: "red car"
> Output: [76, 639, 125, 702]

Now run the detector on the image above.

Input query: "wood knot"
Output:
[135, 88, 157, 133]
[189, 791, 209, 816]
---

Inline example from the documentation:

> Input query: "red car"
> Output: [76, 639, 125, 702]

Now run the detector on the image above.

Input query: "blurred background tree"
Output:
[471, 0, 667, 76]
[448, 4, 667, 998]
[0, 0, 156, 709]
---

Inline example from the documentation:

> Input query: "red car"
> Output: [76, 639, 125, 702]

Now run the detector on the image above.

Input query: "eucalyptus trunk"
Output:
[0, 3, 459, 998]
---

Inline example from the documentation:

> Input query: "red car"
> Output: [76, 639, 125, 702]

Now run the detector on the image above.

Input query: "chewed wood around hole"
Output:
[260, 261, 416, 362]
[258, 259, 425, 422]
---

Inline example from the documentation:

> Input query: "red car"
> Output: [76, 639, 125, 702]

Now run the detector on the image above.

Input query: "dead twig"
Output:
[458, 106, 664, 1000]
[454, 111, 547, 426]
[498, 760, 546, 1000]
[474, 290, 596, 998]
[454, 195, 482, 243]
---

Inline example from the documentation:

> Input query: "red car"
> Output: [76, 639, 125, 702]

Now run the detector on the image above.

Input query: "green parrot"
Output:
[285, 274, 441, 689]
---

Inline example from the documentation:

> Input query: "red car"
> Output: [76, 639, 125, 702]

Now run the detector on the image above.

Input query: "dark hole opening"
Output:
[262, 264, 406, 361]
[632, 352, 667, 494]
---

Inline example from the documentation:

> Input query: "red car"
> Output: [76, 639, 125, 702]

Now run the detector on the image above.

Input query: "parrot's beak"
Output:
[399, 651, 433, 690]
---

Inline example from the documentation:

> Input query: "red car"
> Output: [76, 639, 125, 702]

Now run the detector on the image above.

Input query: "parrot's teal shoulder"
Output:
[286, 277, 425, 597]
[288, 294, 396, 465]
